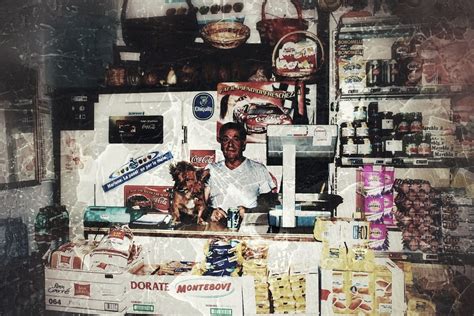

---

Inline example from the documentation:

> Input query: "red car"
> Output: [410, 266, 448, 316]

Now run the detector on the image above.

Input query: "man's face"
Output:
[220, 128, 245, 161]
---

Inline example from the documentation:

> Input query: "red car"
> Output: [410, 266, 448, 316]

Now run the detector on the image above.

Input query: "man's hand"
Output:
[210, 208, 227, 222]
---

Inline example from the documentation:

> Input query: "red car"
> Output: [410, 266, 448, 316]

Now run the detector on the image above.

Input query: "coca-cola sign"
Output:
[124, 185, 171, 212]
[190, 150, 215, 168]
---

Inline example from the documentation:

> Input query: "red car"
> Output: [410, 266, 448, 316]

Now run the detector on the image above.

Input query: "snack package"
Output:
[331, 271, 350, 314]
[322, 243, 348, 271]
[90, 225, 141, 269]
[348, 271, 375, 314]
[364, 195, 385, 222]
[348, 247, 375, 272]
[357, 165, 385, 196]
[369, 223, 389, 251]
[374, 266, 393, 316]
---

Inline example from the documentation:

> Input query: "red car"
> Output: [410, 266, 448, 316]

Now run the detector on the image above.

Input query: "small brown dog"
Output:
[169, 161, 209, 225]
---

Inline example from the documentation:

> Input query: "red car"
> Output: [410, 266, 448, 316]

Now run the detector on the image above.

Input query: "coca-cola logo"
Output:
[190, 155, 214, 164]
[190, 150, 215, 167]
[153, 196, 168, 206]
[74, 283, 91, 297]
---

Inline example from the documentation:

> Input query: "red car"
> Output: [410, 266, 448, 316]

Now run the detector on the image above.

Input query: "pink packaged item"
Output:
[358, 165, 384, 196]
[364, 195, 385, 222]
[369, 223, 388, 250]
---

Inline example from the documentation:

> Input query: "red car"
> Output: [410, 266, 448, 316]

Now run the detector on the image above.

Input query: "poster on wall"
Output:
[109, 116, 164, 144]
[216, 82, 308, 143]
[124, 185, 172, 213]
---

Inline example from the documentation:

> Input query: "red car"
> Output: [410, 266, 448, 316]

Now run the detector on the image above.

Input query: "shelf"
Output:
[387, 251, 474, 264]
[339, 84, 471, 100]
[338, 156, 472, 168]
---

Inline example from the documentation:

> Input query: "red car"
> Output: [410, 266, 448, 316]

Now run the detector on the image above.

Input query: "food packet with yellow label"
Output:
[374, 265, 393, 316]
[348, 271, 375, 315]
[331, 271, 350, 314]
[348, 247, 375, 272]
[322, 243, 348, 270]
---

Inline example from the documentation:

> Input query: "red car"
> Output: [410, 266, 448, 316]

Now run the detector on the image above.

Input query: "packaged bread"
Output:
[348, 271, 375, 315]
[374, 266, 393, 315]
[331, 271, 350, 314]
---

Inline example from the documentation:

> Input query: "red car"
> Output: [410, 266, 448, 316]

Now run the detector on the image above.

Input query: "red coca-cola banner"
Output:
[189, 150, 216, 168]
[124, 185, 172, 213]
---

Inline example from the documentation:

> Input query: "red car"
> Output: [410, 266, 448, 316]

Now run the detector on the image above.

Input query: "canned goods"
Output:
[227, 207, 240, 230]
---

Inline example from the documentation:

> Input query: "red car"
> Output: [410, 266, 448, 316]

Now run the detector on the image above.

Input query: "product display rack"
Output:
[329, 14, 473, 266]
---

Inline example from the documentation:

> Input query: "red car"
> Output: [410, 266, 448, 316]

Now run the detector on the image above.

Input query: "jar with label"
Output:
[340, 122, 355, 138]
[392, 37, 410, 60]
[410, 112, 423, 133]
[384, 133, 404, 157]
[404, 57, 422, 86]
[356, 122, 369, 137]
[380, 111, 394, 136]
[403, 134, 418, 157]
[353, 106, 367, 122]
[369, 127, 381, 138]
[368, 102, 378, 116]
[366, 60, 381, 87]
[357, 137, 372, 156]
[418, 134, 432, 157]
[341, 137, 358, 156]
[368, 112, 381, 129]
[394, 113, 409, 138]
[371, 135, 383, 157]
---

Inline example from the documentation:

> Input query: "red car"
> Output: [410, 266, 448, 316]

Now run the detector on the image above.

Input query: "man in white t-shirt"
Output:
[205, 122, 278, 222]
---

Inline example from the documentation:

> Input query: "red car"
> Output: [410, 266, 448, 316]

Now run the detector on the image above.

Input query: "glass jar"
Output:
[356, 122, 369, 137]
[395, 113, 410, 137]
[380, 111, 394, 136]
[403, 134, 418, 157]
[371, 135, 383, 158]
[357, 137, 372, 156]
[410, 112, 423, 133]
[353, 106, 368, 122]
[341, 137, 358, 156]
[340, 122, 355, 138]
[384, 133, 404, 157]
[418, 134, 431, 157]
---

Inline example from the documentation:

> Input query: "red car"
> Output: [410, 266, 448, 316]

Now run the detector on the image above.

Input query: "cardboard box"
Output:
[45, 267, 128, 314]
[320, 258, 406, 316]
[126, 275, 251, 315]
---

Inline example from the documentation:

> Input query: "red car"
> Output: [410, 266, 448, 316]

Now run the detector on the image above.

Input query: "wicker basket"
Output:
[272, 31, 324, 81]
[200, 21, 250, 50]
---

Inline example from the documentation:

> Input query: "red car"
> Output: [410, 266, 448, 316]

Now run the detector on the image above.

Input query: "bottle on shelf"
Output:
[341, 137, 358, 157]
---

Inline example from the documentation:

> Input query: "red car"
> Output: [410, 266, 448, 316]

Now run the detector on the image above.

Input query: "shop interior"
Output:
[0, 0, 473, 315]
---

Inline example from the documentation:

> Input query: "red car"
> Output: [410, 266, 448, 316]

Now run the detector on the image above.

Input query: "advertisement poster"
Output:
[124, 185, 172, 213]
[216, 82, 308, 143]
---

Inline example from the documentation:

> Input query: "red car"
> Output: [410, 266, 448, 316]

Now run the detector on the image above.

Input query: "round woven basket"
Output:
[200, 21, 250, 49]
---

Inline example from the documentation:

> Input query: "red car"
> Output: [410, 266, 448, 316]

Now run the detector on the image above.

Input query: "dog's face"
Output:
[169, 161, 203, 193]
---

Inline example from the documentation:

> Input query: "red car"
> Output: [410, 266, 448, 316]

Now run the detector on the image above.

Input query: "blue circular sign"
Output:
[192, 92, 214, 120]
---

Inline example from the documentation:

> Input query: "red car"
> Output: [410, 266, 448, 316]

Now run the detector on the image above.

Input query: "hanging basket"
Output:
[200, 21, 250, 50]
[256, 0, 309, 47]
[272, 31, 325, 81]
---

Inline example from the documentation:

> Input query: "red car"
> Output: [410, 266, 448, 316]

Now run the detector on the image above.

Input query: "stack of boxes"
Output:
[242, 243, 270, 314]
[356, 165, 395, 250]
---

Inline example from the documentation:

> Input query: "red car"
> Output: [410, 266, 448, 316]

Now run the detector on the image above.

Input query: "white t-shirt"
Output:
[206, 158, 275, 212]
